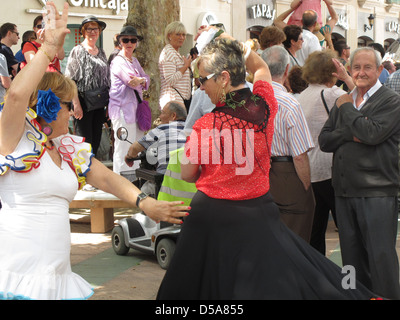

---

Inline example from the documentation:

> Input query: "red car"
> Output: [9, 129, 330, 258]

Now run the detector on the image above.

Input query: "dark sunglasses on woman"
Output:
[121, 38, 138, 44]
[61, 101, 73, 111]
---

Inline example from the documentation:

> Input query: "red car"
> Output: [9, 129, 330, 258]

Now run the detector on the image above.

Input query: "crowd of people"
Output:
[0, 0, 400, 300]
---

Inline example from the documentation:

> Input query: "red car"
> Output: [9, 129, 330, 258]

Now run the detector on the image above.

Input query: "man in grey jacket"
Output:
[319, 47, 400, 299]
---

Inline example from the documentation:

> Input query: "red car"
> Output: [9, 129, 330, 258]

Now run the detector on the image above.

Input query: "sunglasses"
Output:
[198, 73, 216, 85]
[121, 38, 138, 44]
[61, 101, 73, 111]
[35, 24, 43, 29]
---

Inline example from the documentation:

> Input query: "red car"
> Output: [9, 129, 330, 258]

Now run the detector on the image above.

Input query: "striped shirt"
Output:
[138, 121, 186, 174]
[385, 69, 400, 94]
[271, 82, 314, 157]
[159, 44, 191, 109]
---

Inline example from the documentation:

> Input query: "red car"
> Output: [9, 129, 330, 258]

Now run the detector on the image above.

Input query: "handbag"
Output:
[134, 90, 152, 131]
[173, 87, 192, 112]
[83, 86, 110, 112]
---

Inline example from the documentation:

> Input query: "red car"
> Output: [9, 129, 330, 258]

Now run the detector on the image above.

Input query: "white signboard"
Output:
[37, 0, 128, 15]
[387, 21, 400, 34]
[249, 4, 276, 21]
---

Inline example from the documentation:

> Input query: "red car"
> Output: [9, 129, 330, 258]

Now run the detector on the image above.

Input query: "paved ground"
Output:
[70, 208, 165, 300]
[69, 208, 356, 300]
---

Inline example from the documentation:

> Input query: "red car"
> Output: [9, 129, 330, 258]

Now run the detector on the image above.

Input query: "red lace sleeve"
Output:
[253, 80, 278, 154]
[253, 80, 278, 120]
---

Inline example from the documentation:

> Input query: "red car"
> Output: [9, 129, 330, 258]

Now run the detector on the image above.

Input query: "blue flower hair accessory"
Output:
[36, 88, 61, 124]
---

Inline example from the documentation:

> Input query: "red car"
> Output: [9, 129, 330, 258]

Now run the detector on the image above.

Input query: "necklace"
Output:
[121, 53, 133, 63]
[44, 140, 55, 151]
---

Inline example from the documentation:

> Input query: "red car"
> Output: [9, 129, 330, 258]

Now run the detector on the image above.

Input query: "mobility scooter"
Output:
[110, 127, 182, 270]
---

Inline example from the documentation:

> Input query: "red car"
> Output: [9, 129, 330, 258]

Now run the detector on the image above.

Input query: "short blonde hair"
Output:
[302, 50, 337, 85]
[29, 72, 77, 109]
[164, 21, 186, 44]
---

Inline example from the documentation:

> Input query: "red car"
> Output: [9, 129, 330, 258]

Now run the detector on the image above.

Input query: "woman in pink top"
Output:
[109, 26, 149, 175]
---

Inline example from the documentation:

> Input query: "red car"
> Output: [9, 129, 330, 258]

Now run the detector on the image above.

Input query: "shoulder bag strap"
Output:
[320, 90, 330, 115]
[173, 87, 184, 100]
[115, 54, 142, 103]
[286, 48, 300, 66]
[134, 89, 142, 103]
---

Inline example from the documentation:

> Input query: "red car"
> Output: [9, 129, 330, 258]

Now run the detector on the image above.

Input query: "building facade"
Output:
[4, 0, 130, 72]
[181, 0, 400, 57]
[3, 0, 400, 68]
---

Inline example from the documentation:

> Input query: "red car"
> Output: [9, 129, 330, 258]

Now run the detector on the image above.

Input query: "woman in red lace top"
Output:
[183, 37, 278, 200]
[157, 31, 379, 300]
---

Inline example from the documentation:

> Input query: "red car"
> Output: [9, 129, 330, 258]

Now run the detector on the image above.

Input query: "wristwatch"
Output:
[136, 192, 149, 207]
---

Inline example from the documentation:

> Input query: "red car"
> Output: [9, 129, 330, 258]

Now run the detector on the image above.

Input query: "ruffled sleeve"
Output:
[52, 134, 94, 190]
[0, 107, 46, 175]
[0, 106, 94, 190]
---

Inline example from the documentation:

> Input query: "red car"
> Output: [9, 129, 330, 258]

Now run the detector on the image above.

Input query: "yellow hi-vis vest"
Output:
[157, 148, 197, 206]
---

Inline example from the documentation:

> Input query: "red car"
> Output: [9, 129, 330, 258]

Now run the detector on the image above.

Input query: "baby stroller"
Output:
[111, 128, 196, 269]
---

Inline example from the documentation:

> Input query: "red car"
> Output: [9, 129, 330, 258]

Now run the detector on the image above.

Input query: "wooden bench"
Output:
[69, 190, 135, 233]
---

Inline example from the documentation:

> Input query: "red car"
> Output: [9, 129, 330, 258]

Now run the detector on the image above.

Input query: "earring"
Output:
[42, 125, 53, 136]
[219, 86, 226, 104]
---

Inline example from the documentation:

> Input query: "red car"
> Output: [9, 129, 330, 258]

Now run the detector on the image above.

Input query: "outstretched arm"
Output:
[273, 0, 302, 29]
[87, 158, 189, 224]
[0, 2, 70, 156]
[324, 0, 338, 30]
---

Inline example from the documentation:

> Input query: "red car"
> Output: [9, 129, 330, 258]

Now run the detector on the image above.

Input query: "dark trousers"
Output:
[310, 179, 337, 255]
[269, 161, 315, 242]
[336, 196, 400, 299]
[75, 95, 105, 156]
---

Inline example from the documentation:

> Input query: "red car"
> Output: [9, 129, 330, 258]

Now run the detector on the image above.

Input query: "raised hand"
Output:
[332, 58, 348, 80]
[41, 2, 70, 53]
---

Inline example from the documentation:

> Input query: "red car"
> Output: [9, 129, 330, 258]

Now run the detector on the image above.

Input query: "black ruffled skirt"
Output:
[157, 191, 377, 300]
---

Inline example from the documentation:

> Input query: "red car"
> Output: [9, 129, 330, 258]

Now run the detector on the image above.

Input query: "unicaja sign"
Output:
[67, 0, 128, 15]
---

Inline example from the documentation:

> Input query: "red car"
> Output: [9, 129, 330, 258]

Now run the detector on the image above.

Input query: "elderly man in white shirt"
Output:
[295, 10, 321, 66]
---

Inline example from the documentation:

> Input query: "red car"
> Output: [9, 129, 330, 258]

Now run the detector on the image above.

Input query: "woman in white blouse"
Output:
[158, 21, 192, 110]
[297, 50, 346, 256]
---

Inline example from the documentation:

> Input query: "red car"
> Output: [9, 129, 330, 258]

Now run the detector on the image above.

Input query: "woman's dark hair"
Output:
[368, 42, 385, 59]
[282, 25, 302, 49]
[288, 66, 308, 94]
[333, 40, 348, 57]
[33, 15, 43, 28]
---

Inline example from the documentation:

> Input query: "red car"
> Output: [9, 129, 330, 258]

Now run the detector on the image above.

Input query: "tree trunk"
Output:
[127, 0, 180, 121]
